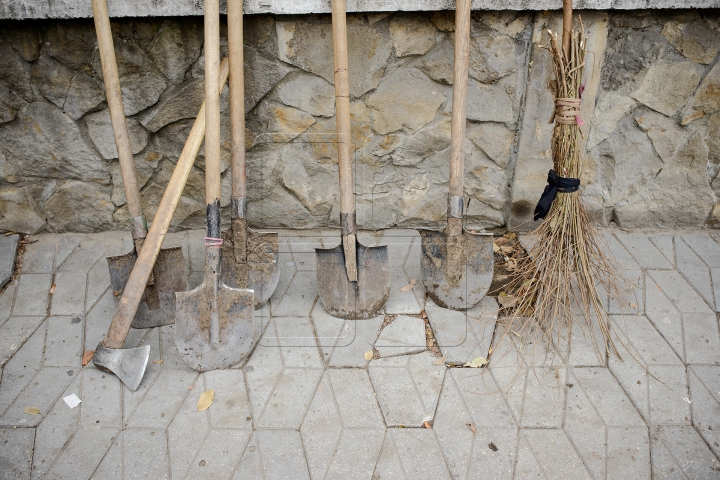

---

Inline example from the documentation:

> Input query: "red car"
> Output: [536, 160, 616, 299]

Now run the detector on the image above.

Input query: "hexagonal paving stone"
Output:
[374, 315, 426, 357]
[368, 351, 445, 427]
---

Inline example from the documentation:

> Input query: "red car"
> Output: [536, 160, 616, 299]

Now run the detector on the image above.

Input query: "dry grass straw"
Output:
[502, 20, 626, 364]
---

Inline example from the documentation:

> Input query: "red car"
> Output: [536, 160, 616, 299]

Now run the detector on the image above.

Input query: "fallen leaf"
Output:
[23, 407, 40, 415]
[497, 294, 517, 308]
[505, 259, 518, 271]
[421, 310, 427, 319]
[153, 359, 164, 365]
[629, 302, 638, 309]
[82, 350, 95, 366]
[400, 278, 416, 292]
[434, 356, 447, 365]
[49, 284, 56, 295]
[188, 385, 196, 390]
[500, 245, 513, 254]
[197, 390, 214, 411]
[494, 237, 508, 246]
[498, 291, 507, 297]
[493, 243, 500, 253]
[464, 357, 488, 368]
[423, 421, 431, 429]
[466, 423, 477, 434]
[488, 347, 493, 355]
[364, 351, 374, 361]
[504, 232, 517, 240]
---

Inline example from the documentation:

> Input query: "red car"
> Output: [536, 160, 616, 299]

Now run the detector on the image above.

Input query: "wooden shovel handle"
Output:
[91, 0, 143, 225]
[448, 0, 471, 199]
[563, 0, 572, 58]
[228, 0, 246, 200]
[205, 0, 222, 211]
[103, 58, 230, 349]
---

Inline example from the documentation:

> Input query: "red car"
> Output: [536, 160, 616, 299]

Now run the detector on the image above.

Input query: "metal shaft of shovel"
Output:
[94, 59, 231, 391]
[92, 0, 187, 329]
[419, 0, 493, 311]
[221, 0, 280, 308]
[175, 0, 255, 372]
[315, 0, 390, 320]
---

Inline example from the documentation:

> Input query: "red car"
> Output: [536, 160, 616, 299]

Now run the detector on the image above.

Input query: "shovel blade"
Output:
[221, 229, 280, 308]
[316, 241, 390, 319]
[174, 280, 254, 372]
[93, 343, 150, 392]
[107, 246, 188, 329]
[419, 230, 494, 311]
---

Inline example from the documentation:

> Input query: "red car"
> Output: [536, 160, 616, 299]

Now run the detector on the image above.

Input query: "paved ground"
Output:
[0, 228, 719, 479]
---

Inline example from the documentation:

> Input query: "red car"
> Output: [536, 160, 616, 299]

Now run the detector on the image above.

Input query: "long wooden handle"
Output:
[103, 58, 230, 349]
[205, 0, 222, 240]
[228, 0, 246, 200]
[448, 0, 471, 200]
[91, 0, 143, 225]
[563, 0, 572, 58]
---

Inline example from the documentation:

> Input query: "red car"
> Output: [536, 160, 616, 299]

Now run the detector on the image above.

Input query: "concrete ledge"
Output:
[2, 0, 719, 20]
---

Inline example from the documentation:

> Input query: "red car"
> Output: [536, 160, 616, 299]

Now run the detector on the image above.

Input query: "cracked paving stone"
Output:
[369, 351, 445, 427]
[374, 315, 426, 357]
[651, 425, 720, 479]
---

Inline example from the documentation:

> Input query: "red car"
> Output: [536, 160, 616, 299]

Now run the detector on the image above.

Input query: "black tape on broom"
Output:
[534, 169, 580, 221]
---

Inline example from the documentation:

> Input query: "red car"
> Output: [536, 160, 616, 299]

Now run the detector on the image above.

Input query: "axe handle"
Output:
[91, 0, 144, 238]
[331, 0, 358, 282]
[448, 0, 470, 202]
[103, 58, 230, 349]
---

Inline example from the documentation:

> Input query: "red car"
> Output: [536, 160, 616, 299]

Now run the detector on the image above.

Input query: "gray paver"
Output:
[43, 427, 117, 480]
[270, 270, 317, 317]
[21, 236, 56, 274]
[650, 425, 720, 479]
[615, 231, 673, 269]
[325, 429, 385, 480]
[252, 429, 311, 479]
[681, 234, 720, 268]
[369, 351, 445, 427]
[375, 315, 426, 357]
[520, 429, 593, 479]
[50, 271, 86, 316]
[0, 233, 19, 289]
[385, 269, 423, 315]
[519, 366, 566, 428]
[84, 289, 115, 351]
[676, 239, 715, 309]
[59, 239, 115, 273]
[125, 368, 197, 429]
[123, 428, 169, 479]
[0, 282, 16, 325]
[683, 312, 720, 365]
[712, 268, 720, 313]
[80, 367, 122, 428]
[567, 317, 606, 366]
[184, 429, 250, 479]
[601, 231, 639, 269]
[688, 366, 720, 458]
[648, 234, 676, 266]
[606, 427, 651, 480]
[167, 384, 210, 479]
[327, 369, 384, 428]
[384, 429, 452, 480]
[648, 365, 691, 425]
[244, 332, 283, 422]
[450, 368, 515, 427]
[90, 433, 122, 479]
[572, 367, 645, 426]
[43, 316, 83, 367]
[255, 367, 323, 428]
[373, 430, 407, 479]
[465, 427, 518, 480]
[0, 316, 44, 367]
[645, 274, 686, 361]
[608, 268, 643, 314]
[271, 316, 324, 368]
[302, 374, 343, 479]
[649, 269, 714, 314]
[0, 426, 34, 479]
[204, 369, 253, 429]
[85, 259, 111, 313]
[0, 367, 78, 427]
[12, 274, 51, 316]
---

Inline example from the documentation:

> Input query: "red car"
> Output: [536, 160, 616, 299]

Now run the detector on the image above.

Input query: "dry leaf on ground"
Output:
[423, 421, 431, 429]
[81, 350, 94, 366]
[464, 357, 488, 368]
[433, 356, 447, 365]
[400, 278, 416, 292]
[197, 390, 214, 411]
[499, 245, 514, 254]
[23, 407, 40, 415]
[49, 284, 56, 295]
[629, 302, 637, 309]
[493, 243, 500, 253]
[466, 423, 477, 434]
[494, 237, 508, 247]
[364, 351, 374, 361]
[188, 385, 196, 390]
[504, 232, 517, 240]
[153, 359, 164, 365]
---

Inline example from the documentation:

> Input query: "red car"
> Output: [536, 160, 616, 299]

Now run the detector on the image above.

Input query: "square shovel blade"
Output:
[315, 241, 391, 319]
[174, 280, 254, 372]
[419, 230, 494, 311]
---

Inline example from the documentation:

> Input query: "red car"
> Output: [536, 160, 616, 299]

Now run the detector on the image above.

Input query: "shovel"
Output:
[93, 57, 231, 391]
[92, 0, 188, 329]
[315, 0, 391, 320]
[175, 0, 255, 372]
[220, 0, 279, 308]
[418, 0, 494, 311]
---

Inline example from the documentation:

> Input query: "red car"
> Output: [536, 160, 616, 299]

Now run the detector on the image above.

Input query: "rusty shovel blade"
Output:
[221, 228, 279, 308]
[419, 230, 494, 311]
[315, 240, 390, 319]
[107, 246, 188, 329]
[174, 248, 254, 372]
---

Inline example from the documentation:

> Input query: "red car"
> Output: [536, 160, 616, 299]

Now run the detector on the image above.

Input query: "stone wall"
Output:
[0, 10, 718, 234]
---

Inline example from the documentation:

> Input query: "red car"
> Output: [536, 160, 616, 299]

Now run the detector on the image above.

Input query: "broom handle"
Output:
[92, 0, 146, 245]
[104, 59, 230, 349]
[228, 0, 246, 203]
[447, 0, 471, 233]
[563, 0, 572, 59]
[332, 0, 358, 282]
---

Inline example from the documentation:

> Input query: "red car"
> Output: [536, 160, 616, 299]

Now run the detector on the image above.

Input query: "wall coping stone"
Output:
[2, 0, 719, 20]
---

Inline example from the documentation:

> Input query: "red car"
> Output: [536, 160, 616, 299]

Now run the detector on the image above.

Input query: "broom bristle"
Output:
[502, 19, 627, 364]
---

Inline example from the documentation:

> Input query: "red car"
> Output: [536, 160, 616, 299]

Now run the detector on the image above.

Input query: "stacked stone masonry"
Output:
[0, 10, 719, 234]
